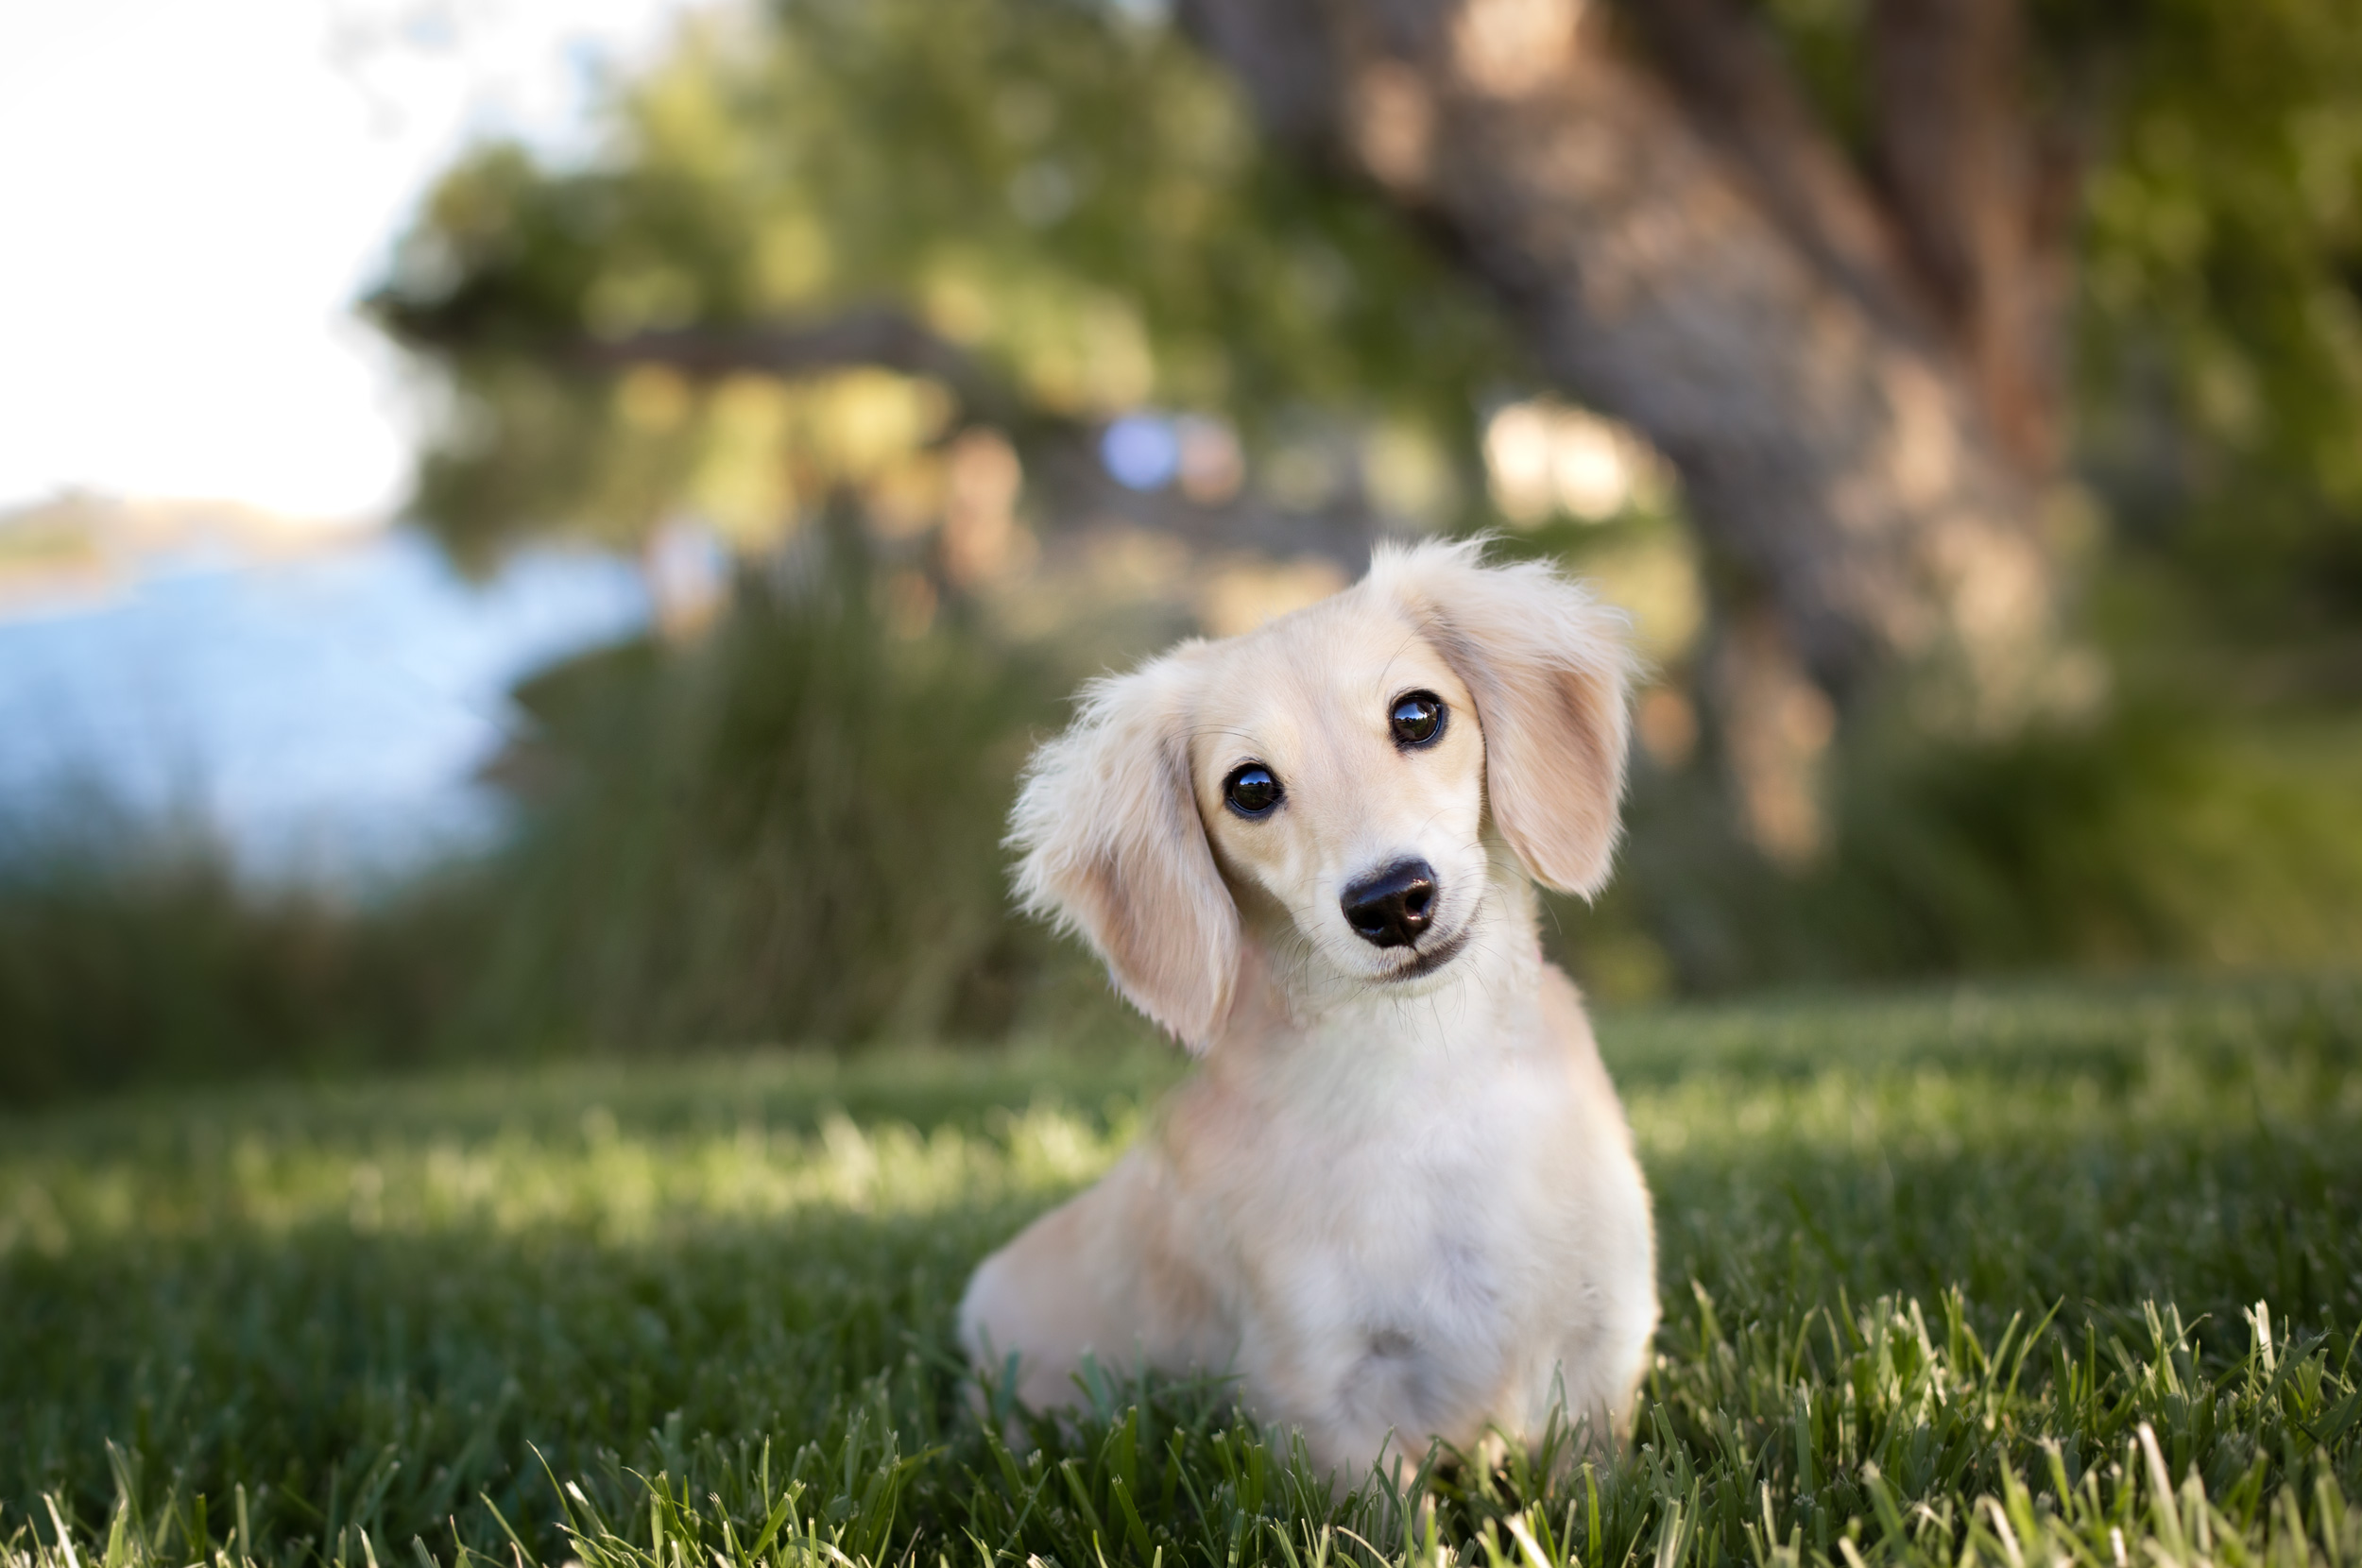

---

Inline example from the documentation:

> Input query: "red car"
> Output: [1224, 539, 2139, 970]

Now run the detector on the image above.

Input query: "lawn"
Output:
[4, 976, 2358, 1568]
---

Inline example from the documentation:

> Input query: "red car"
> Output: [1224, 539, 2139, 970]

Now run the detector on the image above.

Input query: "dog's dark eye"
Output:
[1390, 691, 1446, 747]
[1223, 764, 1284, 818]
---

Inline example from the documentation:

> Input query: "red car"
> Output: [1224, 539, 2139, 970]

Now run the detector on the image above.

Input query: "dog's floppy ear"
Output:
[1376, 540, 1636, 897]
[1009, 649, 1240, 1049]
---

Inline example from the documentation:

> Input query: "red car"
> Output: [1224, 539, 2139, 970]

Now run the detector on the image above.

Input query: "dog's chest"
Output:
[1240, 1050, 1573, 1423]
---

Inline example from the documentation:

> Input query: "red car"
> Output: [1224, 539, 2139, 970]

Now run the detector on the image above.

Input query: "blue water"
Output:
[0, 528, 651, 884]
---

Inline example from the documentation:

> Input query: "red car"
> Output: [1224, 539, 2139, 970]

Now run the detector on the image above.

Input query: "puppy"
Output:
[960, 539, 1657, 1483]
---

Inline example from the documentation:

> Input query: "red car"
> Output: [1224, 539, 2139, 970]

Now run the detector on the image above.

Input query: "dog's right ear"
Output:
[1009, 650, 1240, 1051]
[1372, 539, 1636, 898]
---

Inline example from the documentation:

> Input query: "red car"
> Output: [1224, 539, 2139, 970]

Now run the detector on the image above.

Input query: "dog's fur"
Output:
[959, 539, 1657, 1482]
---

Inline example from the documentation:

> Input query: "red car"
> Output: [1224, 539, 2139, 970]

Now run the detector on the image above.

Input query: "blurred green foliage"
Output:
[1765, 0, 2362, 634]
[371, 0, 1509, 558]
[1579, 707, 2362, 997]
[0, 811, 479, 1100]
[2068, 0, 2362, 629]
[452, 529, 1138, 1053]
[373, 0, 2362, 636]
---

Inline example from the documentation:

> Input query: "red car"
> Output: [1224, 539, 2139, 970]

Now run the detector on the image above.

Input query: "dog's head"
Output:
[1011, 539, 1634, 1049]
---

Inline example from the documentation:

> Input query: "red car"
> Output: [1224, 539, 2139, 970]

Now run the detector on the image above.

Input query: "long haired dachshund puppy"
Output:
[960, 539, 1657, 1482]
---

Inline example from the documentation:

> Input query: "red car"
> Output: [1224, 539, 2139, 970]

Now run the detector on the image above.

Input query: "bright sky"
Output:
[0, 0, 699, 522]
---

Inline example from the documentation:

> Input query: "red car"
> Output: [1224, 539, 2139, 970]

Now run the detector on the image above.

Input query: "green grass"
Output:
[5, 976, 2359, 1568]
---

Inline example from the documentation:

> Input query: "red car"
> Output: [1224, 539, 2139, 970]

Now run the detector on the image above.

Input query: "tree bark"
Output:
[1178, 0, 2072, 859]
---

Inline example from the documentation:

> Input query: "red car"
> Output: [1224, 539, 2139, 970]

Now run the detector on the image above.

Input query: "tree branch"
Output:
[425, 298, 1395, 571]
[1621, 0, 1929, 342]
[1868, 0, 2059, 470]
[568, 306, 1016, 422]
[1178, 0, 1342, 153]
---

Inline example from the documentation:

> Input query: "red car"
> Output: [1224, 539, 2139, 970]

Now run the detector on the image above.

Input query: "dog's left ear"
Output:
[1007, 649, 1241, 1050]
[1376, 542, 1636, 897]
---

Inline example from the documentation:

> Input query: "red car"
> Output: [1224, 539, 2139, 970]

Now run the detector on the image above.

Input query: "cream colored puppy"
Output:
[960, 539, 1657, 1483]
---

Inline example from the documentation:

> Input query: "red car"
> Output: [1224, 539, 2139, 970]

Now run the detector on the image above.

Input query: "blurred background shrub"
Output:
[0, 806, 480, 1099]
[4, 0, 2359, 1102]
[444, 520, 1128, 1056]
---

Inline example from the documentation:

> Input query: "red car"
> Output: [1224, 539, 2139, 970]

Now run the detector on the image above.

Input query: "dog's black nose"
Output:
[1341, 860, 1437, 948]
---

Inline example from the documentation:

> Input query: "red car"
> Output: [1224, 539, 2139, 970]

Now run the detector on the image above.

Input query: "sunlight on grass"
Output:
[1, 1097, 1131, 1252]
[3, 979, 2357, 1568]
[0, 1048, 1173, 1255]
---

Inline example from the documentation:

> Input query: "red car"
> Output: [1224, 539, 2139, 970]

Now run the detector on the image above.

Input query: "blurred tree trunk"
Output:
[1178, 0, 2080, 862]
